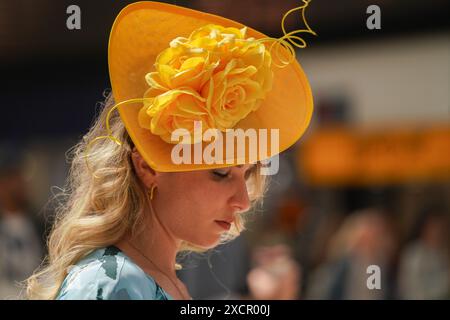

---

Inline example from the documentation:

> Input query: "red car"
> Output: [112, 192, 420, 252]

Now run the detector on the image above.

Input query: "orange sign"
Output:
[298, 125, 450, 186]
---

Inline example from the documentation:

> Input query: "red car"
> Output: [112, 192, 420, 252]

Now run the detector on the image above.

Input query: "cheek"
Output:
[173, 174, 229, 208]
[154, 173, 233, 246]
[182, 181, 228, 221]
[157, 176, 222, 222]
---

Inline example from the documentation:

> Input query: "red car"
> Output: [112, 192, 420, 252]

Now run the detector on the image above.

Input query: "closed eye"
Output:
[212, 165, 257, 180]
[213, 170, 230, 178]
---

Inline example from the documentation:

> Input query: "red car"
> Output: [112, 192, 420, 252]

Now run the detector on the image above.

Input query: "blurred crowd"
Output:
[177, 190, 449, 300]
[0, 144, 46, 299]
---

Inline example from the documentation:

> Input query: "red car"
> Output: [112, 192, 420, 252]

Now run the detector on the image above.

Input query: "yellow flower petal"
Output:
[138, 106, 152, 129]
[145, 72, 168, 91]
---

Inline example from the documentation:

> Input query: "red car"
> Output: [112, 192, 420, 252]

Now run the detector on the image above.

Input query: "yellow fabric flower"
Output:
[138, 88, 214, 144]
[139, 24, 274, 143]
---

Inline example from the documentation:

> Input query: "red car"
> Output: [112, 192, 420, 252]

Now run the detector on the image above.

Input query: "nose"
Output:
[230, 180, 251, 214]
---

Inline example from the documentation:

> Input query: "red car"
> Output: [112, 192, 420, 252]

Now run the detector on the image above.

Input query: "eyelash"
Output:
[213, 167, 256, 180]
[213, 170, 229, 178]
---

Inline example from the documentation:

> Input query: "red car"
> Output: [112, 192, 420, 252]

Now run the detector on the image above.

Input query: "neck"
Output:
[116, 205, 181, 278]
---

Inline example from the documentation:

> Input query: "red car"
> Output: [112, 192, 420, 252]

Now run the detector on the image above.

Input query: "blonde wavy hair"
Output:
[25, 92, 270, 300]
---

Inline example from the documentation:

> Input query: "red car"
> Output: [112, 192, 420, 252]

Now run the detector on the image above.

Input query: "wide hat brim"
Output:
[108, 1, 313, 172]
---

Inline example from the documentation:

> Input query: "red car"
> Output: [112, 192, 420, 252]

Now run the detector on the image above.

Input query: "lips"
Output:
[215, 220, 231, 230]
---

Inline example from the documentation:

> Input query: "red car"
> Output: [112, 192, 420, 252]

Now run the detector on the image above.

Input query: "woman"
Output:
[26, 1, 313, 300]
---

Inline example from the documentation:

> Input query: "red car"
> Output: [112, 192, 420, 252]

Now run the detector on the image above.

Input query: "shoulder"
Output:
[56, 246, 164, 300]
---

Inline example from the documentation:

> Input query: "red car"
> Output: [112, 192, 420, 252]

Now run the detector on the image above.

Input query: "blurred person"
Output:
[246, 244, 301, 299]
[305, 208, 397, 299]
[0, 145, 45, 299]
[274, 190, 307, 243]
[397, 208, 449, 299]
[25, 2, 314, 300]
[243, 192, 305, 300]
[178, 197, 299, 301]
[177, 233, 253, 300]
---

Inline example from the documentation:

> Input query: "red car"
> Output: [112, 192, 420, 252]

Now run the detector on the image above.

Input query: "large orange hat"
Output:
[108, 1, 314, 172]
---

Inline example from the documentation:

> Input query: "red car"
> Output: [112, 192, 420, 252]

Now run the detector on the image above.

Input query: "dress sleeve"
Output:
[56, 254, 160, 300]
[108, 257, 159, 300]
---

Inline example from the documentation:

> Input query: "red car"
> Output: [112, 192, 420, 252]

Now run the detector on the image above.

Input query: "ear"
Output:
[131, 147, 157, 189]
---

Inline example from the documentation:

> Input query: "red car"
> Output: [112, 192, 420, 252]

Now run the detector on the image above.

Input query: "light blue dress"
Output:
[56, 246, 174, 300]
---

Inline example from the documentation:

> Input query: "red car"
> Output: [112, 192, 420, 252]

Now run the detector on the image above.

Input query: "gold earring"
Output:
[149, 184, 157, 200]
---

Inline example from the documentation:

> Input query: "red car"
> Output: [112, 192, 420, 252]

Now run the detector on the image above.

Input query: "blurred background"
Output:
[0, 0, 449, 299]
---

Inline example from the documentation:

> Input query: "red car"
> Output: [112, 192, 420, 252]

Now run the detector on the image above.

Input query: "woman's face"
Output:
[152, 164, 256, 249]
